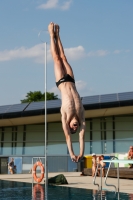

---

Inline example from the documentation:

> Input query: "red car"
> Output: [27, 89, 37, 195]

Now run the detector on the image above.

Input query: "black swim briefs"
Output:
[56, 74, 75, 87]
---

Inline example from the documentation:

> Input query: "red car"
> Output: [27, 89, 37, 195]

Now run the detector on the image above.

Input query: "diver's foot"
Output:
[48, 22, 54, 37]
[54, 24, 60, 37]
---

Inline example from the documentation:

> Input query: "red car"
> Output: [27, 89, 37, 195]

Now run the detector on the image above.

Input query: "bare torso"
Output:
[58, 82, 83, 123]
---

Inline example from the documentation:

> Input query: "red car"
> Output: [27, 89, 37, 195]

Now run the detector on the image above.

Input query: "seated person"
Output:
[97, 155, 106, 177]
[92, 153, 97, 177]
[127, 146, 133, 168]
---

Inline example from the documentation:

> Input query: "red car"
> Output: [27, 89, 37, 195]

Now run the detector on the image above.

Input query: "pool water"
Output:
[0, 180, 132, 200]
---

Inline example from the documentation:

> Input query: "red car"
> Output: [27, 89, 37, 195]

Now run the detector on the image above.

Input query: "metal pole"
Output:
[117, 163, 119, 193]
[100, 164, 102, 192]
[32, 157, 33, 200]
[44, 42, 48, 199]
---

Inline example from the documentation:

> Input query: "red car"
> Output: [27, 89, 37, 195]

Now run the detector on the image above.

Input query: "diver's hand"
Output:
[71, 154, 77, 162]
[76, 154, 83, 162]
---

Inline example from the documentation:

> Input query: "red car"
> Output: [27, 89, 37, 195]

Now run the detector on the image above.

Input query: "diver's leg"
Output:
[48, 22, 65, 82]
[54, 24, 74, 79]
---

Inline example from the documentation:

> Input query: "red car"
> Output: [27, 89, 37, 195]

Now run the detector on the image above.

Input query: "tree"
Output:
[21, 91, 58, 103]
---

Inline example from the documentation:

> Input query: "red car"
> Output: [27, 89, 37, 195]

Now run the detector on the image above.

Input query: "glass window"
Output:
[16, 142, 23, 155]
[106, 117, 113, 154]
[48, 122, 65, 141]
[71, 132, 79, 142]
[47, 142, 67, 155]
[92, 119, 102, 154]
[25, 143, 45, 155]
[24, 125, 45, 155]
[17, 126, 24, 141]
[26, 124, 45, 141]
[72, 142, 80, 155]
[84, 142, 90, 155]
[85, 120, 90, 140]
[115, 116, 133, 153]
[16, 126, 23, 155]
[2, 127, 12, 155]
[71, 141, 91, 156]
[84, 120, 90, 154]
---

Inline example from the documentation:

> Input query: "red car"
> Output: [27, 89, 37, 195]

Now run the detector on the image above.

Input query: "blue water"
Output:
[0, 180, 132, 200]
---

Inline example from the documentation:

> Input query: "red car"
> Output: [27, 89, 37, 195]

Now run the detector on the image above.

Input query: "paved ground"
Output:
[0, 172, 133, 194]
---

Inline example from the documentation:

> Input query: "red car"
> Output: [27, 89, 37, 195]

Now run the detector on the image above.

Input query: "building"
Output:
[0, 91, 133, 174]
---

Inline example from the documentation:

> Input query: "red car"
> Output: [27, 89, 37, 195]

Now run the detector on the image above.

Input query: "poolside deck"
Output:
[0, 172, 133, 194]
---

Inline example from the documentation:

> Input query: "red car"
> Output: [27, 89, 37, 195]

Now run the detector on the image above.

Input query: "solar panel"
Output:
[7, 103, 29, 113]
[100, 93, 118, 103]
[25, 99, 61, 111]
[118, 92, 133, 101]
[1, 91, 133, 116]
[0, 105, 12, 114]
[82, 95, 100, 105]
[25, 101, 45, 111]
[46, 99, 61, 109]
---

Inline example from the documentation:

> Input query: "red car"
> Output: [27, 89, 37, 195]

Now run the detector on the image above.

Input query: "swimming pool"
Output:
[0, 180, 132, 200]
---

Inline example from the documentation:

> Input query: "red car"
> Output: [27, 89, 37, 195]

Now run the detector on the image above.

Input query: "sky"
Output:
[0, 0, 133, 106]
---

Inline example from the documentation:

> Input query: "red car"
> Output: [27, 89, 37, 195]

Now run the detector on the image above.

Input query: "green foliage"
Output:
[21, 91, 58, 103]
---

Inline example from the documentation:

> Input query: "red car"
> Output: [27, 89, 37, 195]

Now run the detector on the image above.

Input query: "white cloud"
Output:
[113, 50, 122, 54]
[37, 0, 72, 10]
[113, 49, 130, 54]
[0, 44, 86, 63]
[0, 43, 45, 62]
[88, 50, 109, 57]
[65, 46, 86, 60]
[1, 44, 129, 64]
[37, 0, 58, 9]
[60, 1, 72, 10]
[75, 80, 87, 91]
[75, 80, 96, 97]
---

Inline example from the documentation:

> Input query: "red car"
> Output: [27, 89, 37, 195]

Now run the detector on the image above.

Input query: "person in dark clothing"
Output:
[8, 158, 14, 174]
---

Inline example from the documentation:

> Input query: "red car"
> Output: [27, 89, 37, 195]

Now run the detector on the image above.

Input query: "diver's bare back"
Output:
[59, 82, 83, 122]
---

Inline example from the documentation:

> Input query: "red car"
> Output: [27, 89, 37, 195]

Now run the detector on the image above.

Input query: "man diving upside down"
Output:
[48, 22, 85, 162]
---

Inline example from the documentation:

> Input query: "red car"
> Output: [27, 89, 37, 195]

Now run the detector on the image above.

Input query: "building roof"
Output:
[0, 91, 133, 120]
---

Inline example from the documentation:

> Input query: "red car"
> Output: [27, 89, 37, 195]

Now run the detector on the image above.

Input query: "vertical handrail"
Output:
[117, 162, 119, 193]
[104, 156, 118, 193]
[93, 163, 100, 190]
[92, 164, 102, 199]
[32, 157, 33, 200]
[100, 164, 102, 191]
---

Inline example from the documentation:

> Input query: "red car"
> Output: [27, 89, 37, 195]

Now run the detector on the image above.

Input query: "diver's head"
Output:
[69, 119, 79, 134]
